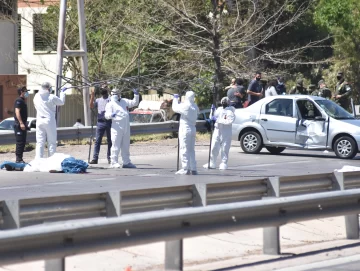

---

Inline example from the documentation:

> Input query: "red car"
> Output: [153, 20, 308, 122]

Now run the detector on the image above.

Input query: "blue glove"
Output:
[111, 113, 117, 118]
[61, 87, 67, 92]
[173, 94, 179, 99]
[211, 116, 217, 121]
[133, 88, 139, 95]
[211, 104, 216, 111]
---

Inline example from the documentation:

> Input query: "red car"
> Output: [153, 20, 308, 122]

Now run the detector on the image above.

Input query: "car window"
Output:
[30, 120, 36, 128]
[0, 120, 13, 130]
[197, 113, 205, 120]
[296, 100, 322, 120]
[315, 100, 355, 120]
[152, 113, 164, 122]
[265, 99, 293, 117]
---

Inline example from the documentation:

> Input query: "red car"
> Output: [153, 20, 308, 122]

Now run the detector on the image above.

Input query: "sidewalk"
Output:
[0, 216, 357, 271]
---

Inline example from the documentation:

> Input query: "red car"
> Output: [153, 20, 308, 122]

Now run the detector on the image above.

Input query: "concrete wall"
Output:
[0, 75, 27, 121]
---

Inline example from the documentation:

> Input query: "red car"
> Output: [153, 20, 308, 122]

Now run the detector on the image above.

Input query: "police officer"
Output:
[290, 79, 308, 95]
[311, 80, 332, 99]
[333, 71, 352, 110]
[14, 86, 29, 163]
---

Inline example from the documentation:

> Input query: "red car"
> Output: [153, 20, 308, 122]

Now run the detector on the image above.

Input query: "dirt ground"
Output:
[0, 137, 211, 163]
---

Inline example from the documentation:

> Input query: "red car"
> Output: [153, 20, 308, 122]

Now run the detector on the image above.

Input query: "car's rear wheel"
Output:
[265, 146, 286, 155]
[240, 131, 263, 154]
[334, 136, 357, 159]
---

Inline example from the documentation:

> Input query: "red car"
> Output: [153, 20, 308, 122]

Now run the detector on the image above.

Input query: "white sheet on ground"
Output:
[24, 153, 72, 172]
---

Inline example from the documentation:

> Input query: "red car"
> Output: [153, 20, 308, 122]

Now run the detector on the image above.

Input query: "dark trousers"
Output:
[14, 124, 27, 161]
[92, 120, 112, 160]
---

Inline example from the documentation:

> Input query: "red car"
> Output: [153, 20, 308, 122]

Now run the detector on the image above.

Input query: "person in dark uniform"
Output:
[290, 79, 308, 95]
[333, 71, 352, 110]
[13, 86, 29, 163]
[311, 80, 332, 99]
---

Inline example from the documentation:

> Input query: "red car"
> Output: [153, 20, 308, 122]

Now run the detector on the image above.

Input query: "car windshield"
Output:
[0, 120, 14, 130]
[315, 100, 355, 120]
[129, 114, 152, 123]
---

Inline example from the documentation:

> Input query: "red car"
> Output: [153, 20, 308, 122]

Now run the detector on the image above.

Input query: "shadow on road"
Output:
[212, 241, 360, 271]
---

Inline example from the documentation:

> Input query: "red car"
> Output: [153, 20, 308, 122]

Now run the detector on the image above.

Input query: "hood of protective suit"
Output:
[39, 88, 50, 95]
[185, 91, 195, 103]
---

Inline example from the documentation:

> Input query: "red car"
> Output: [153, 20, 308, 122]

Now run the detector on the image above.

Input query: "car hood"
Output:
[332, 118, 360, 134]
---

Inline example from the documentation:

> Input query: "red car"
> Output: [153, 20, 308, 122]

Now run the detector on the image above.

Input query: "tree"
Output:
[315, 0, 360, 101]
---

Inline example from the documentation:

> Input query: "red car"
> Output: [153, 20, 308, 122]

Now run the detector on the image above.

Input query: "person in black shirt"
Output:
[247, 71, 263, 106]
[14, 86, 29, 163]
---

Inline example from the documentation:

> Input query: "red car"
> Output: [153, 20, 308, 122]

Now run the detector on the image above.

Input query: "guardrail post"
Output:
[263, 177, 281, 255]
[2, 200, 20, 229]
[106, 191, 121, 217]
[192, 184, 207, 207]
[165, 238, 183, 271]
[164, 214, 183, 271]
[333, 171, 359, 239]
[45, 258, 65, 271]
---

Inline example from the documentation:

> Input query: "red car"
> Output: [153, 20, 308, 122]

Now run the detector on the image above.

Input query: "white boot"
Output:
[109, 162, 121, 169]
[219, 163, 228, 170]
[175, 169, 191, 175]
[203, 162, 216, 169]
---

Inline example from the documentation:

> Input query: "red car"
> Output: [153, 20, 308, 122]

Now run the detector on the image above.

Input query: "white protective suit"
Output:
[33, 87, 65, 158]
[105, 91, 139, 168]
[172, 91, 199, 175]
[204, 98, 236, 170]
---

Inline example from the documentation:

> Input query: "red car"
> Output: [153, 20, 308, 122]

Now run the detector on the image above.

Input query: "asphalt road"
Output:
[0, 143, 359, 200]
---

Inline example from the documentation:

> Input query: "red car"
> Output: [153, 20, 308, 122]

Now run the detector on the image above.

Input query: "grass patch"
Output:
[130, 133, 173, 144]
[0, 143, 35, 153]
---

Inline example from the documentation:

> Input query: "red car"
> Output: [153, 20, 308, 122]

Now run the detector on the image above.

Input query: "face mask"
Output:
[111, 95, 119, 101]
[256, 77, 261, 81]
[24, 92, 29, 98]
[49, 87, 53, 93]
[337, 76, 342, 81]
[222, 102, 228, 108]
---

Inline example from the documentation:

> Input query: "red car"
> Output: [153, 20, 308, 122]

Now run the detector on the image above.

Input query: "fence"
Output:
[0, 120, 208, 145]
[0, 188, 360, 270]
[0, 170, 359, 270]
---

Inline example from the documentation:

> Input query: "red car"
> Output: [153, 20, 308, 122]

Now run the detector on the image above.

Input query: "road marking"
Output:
[0, 181, 74, 190]
[238, 160, 309, 168]
[276, 253, 360, 271]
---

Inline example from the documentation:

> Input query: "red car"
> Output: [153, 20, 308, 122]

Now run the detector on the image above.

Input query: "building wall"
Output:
[0, 75, 27, 121]
[0, 0, 18, 74]
[18, 6, 58, 92]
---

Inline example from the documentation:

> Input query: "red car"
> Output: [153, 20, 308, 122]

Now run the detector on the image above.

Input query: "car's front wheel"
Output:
[265, 146, 286, 155]
[240, 131, 263, 154]
[334, 136, 357, 159]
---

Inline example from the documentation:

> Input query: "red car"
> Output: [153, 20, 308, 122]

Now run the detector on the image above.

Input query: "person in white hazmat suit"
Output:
[172, 91, 200, 175]
[203, 97, 236, 170]
[33, 82, 66, 159]
[105, 88, 139, 168]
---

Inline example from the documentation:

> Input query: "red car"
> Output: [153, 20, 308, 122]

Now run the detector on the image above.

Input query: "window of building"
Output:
[0, 0, 13, 16]
[33, 13, 56, 51]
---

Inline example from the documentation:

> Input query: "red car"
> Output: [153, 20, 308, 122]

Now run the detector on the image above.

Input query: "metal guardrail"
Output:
[0, 120, 208, 145]
[0, 189, 360, 267]
[0, 172, 357, 229]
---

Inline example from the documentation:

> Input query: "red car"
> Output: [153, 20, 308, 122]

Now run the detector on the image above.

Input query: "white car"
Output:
[0, 117, 37, 133]
[232, 95, 360, 159]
